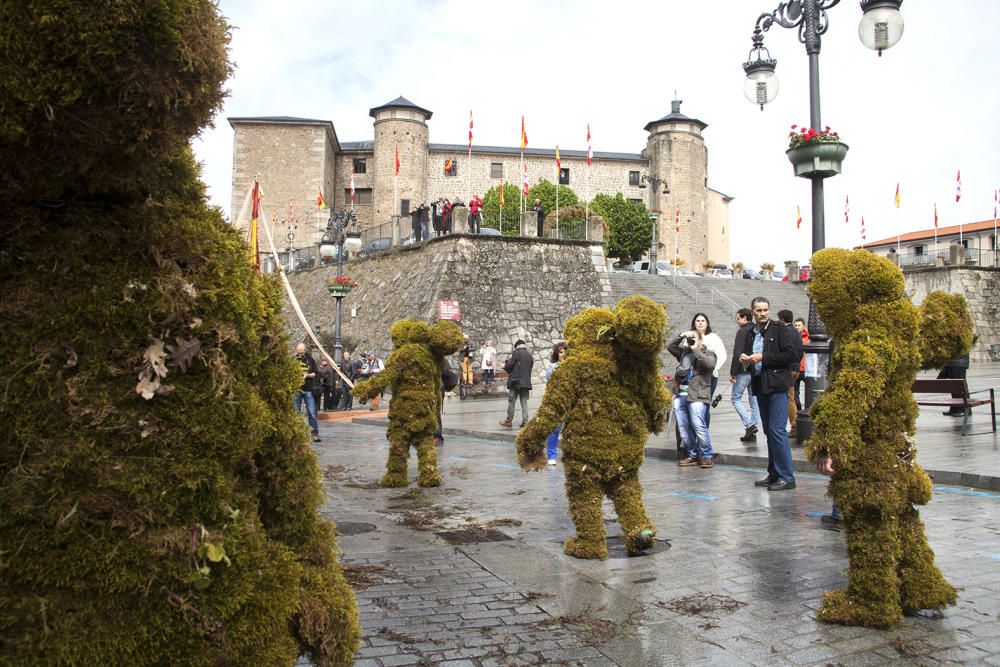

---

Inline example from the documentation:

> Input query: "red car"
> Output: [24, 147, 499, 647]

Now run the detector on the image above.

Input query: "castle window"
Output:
[629, 171, 640, 186]
[444, 159, 458, 177]
[490, 163, 503, 179]
[559, 168, 570, 185]
[345, 188, 373, 205]
[913, 245, 925, 256]
[628, 198, 643, 205]
[400, 199, 409, 217]
[353, 158, 367, 174]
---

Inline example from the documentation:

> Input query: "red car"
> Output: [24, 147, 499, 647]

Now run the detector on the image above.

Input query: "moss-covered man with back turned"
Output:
[515, 296, 670, 559]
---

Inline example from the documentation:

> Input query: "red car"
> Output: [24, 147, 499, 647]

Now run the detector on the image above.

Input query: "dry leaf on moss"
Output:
[167, 337, 201, 373]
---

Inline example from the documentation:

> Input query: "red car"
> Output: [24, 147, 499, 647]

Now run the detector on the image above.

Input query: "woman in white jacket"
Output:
[691, 313, 727, 427]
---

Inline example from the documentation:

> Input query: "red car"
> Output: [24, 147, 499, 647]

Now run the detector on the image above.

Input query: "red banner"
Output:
[437, 300, 461, 321]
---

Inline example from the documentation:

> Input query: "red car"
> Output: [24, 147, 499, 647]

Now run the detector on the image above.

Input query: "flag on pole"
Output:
[395, 144, 400, 176]
[934, 202, 938, 228]
[956, 170, 962, 202]
[316, 187, 326, 210]
[675, 208, 680, 233]
[249, 180, 261, 271]
[894, 183, 901, 208]
[468, 111, 473, 152]
[844, 195, 849, 224]
[499, 179, 504, 207]
[555, 145, 561, 172]
[861, 215, 867, 241]
[350, 174, 356, 204]
[520, 116, 528, 151]
[796, 206, 802, 229]
[522, 161, 529, 197]
[586, 124, 592, 167]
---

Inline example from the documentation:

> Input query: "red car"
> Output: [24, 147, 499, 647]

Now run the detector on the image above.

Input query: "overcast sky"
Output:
[192, 0, 1000, 268]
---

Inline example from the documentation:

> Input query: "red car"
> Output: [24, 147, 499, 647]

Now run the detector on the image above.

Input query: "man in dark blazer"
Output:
[740, 297, 802, 490]
[500, 339, 534, 428]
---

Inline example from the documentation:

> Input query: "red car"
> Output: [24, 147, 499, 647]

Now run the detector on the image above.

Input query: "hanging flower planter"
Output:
[326, 275, 358, 297]
[786, 124, 848, 179]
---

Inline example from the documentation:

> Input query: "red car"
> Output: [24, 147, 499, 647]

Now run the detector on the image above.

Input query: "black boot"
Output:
[740, 425, 758, 442]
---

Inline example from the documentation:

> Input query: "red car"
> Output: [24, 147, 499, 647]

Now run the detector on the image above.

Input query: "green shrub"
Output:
[589, 193, 651, 261]
[0, 2, 359, 664]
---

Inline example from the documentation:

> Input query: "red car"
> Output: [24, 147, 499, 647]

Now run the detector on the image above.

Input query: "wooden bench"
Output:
[458, 369, 508, 400]
[912, 378, 996, 436]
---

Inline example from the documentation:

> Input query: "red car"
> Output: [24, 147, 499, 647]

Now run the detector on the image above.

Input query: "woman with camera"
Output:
[667, 327, 718, 468]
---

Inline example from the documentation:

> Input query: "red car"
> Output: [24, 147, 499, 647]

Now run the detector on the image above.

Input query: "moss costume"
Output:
[0, 2, 359, 663]
[806, 248, 968, 628]
[354, 320, 459, 488]
[516, 297, 669, 559]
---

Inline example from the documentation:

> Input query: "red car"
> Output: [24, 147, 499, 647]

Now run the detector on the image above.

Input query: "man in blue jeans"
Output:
[729, 308, 760, 444]
[293, 343, 321, 442]
[739, 297, 801, 490]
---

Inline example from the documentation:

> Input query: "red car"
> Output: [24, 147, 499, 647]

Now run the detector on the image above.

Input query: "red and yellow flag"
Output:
[468, 111, 473, 152]
[675, 208, 680, 233]
[796, 205, 802, 229]
[522, 161, 529, 197]
[894, 183, 900, 208]
[934, 202, 939, 228]
[520, 116, 528, 151]
[555, 145, 561, 172]
[249, 180, 261, 271]
[317, 187, 326, 210]
[395, 143, 400, 176]
[586, 124, 592, 167]
[499, 179, 504, 207]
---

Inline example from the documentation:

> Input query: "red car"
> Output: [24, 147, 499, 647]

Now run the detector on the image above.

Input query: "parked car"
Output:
[479, 227, 501, 236]
[357, 237, 392, 257]
[677, 268, 699, 277]
[775, 270, 787, 281]
[742, 268, 762, 280]
[706, 268, 733, 279]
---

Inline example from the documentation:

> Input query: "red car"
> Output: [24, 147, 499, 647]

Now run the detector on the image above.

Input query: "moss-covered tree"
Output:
[0, 2, 359, 664]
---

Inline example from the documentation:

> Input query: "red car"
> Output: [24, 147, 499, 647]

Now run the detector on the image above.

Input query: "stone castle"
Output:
[229, 96, 732, 269]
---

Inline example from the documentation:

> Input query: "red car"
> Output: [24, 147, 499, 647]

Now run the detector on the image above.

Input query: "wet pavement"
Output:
[308, 402, 1000, 665]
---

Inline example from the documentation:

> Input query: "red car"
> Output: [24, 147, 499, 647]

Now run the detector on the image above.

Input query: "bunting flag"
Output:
[861, 215, 867, 241]
[468, 111, 473, 152]
[349, 174, 356, 203]
[796, 205, 802, 229]
[956, 170, 962, 202]
[934, 202, 939, 228]
[520, 116, 528, 151]
[894, 183, 901, 208]
[555, 145, 561, 172]
[249, 180, 261, 271]
[586, 124, 592, 167]
[395, 144, 400, 176]
[522, 161, 529, 197]
[316, 186, 326, 210]
[499, 179, 504, 207]
[844, 195, 849, 224]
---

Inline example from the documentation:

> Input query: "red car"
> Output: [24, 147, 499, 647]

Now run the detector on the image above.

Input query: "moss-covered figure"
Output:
[516, 296, 670, 559]
[354, 319, 449, 488]
[806, 248, 971, 628]
[0, 2, 359, 663]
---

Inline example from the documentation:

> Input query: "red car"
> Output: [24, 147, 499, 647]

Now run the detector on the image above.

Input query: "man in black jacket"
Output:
[729, 308, 760, 443]
[739, 297, 802, 490]
[500, 339, 534, 428]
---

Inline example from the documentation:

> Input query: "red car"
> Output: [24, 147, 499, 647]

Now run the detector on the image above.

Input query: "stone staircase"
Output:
[604, 272, 811, 369]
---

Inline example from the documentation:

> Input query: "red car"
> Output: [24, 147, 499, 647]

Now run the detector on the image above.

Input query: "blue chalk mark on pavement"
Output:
[668, 491, 717, 501]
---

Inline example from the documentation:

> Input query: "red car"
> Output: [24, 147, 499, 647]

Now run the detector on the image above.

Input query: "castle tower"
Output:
[369, 96, 432, 227]
[644, 98, 709, 271]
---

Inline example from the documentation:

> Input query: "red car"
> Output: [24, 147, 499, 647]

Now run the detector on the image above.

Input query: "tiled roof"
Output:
[865, 219, 1000, 247]
[368, 96, 433, 119]
[428, 144, 645, 162]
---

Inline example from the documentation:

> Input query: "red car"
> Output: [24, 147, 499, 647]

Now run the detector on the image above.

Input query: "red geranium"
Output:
[789, 123, 840, 148]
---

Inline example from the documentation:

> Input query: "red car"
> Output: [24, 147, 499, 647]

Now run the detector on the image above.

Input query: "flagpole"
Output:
[994, 189, 998, 266]
[555, 148, 559, 239]
[585, 167, 590, 241]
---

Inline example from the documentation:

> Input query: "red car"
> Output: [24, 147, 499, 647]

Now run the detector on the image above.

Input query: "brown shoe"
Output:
[700, 458, 715, 468]
[677, 457, 698, 467]
[499, 419, 512, 428]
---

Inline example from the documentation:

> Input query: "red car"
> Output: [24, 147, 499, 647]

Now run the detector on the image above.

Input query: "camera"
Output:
[685, 337, 696, 346]
[711, 393, 724, 408]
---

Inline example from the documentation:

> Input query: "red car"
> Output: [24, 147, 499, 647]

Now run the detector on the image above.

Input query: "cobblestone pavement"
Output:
[307, 422, 1000, 666]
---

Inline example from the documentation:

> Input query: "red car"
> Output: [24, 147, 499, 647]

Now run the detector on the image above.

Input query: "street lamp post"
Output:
[741, 0, 904, 442]
[639, 174, 669, 275]
[319, 209, 363, 365]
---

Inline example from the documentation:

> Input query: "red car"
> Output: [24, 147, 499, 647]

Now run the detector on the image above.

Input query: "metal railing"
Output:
[710, 287, 741, 313]
[895, 247, 1000, 269]
[671, 275, 700, 302]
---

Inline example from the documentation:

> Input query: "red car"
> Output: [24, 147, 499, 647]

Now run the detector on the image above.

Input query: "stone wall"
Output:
[285, 236, 610, 382]
[904, 266, 1000, 362]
